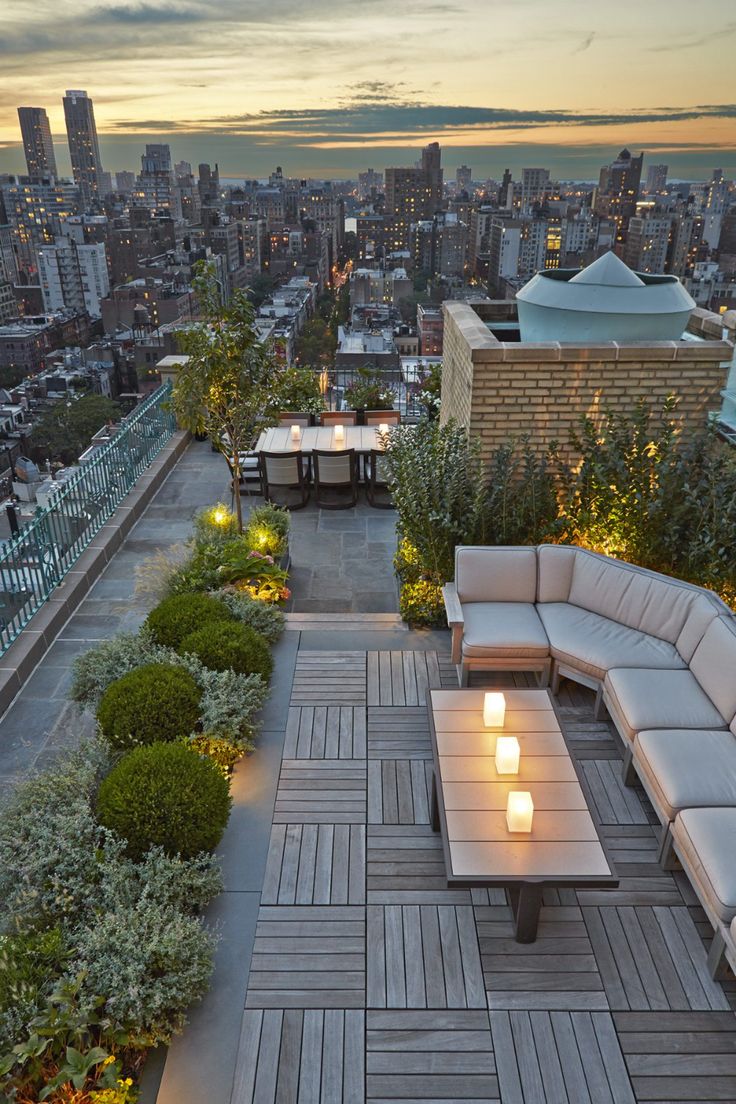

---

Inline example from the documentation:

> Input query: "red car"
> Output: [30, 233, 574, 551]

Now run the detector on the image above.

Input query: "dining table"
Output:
[254, 425, 387, 455]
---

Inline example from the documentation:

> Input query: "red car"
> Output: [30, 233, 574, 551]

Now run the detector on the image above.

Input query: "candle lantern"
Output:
[506, 791, 534, 833]
[495, 735, 520, 775]
[483, 692, 505, 728]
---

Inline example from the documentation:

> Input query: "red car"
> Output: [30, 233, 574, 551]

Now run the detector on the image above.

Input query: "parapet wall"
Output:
[441, 301, 733, 463]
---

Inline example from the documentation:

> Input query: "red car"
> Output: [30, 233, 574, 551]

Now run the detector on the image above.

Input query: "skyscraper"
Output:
[594, 148, 643, 249]
[63, 90, 103, 203]
[421, 142, 443, 213]
[520, 168, 550, 213]
[645, 164, 668, 194]
[17, 107, 57, 179]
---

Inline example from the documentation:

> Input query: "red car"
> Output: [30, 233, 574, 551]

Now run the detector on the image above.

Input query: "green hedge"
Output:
[97, 663, 202, 749]
[145, 592, 235, 648]
[179, 621, 273, 681]
[96, 742, 232, 860]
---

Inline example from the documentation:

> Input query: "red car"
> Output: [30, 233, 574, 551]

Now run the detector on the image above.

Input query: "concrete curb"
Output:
[0, 431, 190, 717]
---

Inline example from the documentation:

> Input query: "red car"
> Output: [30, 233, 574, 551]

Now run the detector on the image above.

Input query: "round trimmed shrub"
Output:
[145, 593, 235, 649]
[179, 621, 273, 681]
[97, 663, 202, 749]
[96, 742, 232, 860]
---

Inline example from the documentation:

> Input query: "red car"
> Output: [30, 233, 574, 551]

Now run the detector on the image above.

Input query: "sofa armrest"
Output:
[442, 583, 464, 664]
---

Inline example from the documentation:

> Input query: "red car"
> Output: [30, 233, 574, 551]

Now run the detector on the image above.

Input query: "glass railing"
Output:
[0, 382, 176, 655]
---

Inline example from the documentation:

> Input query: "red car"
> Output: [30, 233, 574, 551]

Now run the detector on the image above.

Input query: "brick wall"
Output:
[441, 301, 733, 463]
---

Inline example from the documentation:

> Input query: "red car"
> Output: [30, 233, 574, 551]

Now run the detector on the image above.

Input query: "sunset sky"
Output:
[1, 0, 735, 179]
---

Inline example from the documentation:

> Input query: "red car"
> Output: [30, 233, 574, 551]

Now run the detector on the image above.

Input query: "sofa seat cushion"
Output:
[672, 808, 736, 922]
[604, 668, 727, 744]
[461, 602, 549, 659]
[537, 603, 686, 682]
[634, 729, 736, 821]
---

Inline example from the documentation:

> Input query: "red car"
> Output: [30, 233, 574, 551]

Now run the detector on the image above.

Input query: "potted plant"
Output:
[344, 366, 396, 423]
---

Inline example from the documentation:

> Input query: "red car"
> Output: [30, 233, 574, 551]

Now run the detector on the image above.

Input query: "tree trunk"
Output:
[231, 453, 244, 532]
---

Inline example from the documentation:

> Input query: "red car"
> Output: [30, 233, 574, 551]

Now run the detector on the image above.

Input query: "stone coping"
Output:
[443, 300, 733, 363]
[0, 430, 190, 717]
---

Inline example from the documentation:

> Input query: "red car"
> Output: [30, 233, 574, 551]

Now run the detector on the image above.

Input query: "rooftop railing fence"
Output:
[0, 382, 176, 656]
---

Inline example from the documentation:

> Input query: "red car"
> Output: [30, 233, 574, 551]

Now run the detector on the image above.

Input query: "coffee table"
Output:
[427, 688, 617, 942]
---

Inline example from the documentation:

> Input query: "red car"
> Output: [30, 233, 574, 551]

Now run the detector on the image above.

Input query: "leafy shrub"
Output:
[218, 546, 290, 603]
[145, 592, 234, 649]
[0, 927, 66, 1054]
[96, 742, 232, 860]
[344, 366, 395, 410]
[383, 419, 486, 584]
[243, 502, 290, 558]
[97, 664, 202, 750]
[393, 537, 423, 586]
[217, 588, 285, 643]
[193, 666, 269, 745]
[133, 542, 192, 603]
[192, 502, 239, 544]
[417, 361, 442, 419]
[486, 436, 559, 545]
[71, 629, 175, 709]
[179, 621, 273, 681]
[187, 733, 244, 774]
[399, 580, 446, 627]
[275, 364, 324, 414]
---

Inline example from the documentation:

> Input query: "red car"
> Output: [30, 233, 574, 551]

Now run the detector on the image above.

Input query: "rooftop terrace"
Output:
[1, 438, 735, 1103]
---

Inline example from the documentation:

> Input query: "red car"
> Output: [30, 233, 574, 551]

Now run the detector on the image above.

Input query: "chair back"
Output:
[313, 449, 356, 485]
[278, 412, 311, 427]
[369, 448, 389, 485]
[261, 451, 303, 486]
[364, 410, 401, 425]
[321, 410, 357, 426]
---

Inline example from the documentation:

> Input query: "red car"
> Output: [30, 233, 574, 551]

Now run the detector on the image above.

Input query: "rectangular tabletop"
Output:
[428, 688, 617, 887]
[255, 425, 385, 455]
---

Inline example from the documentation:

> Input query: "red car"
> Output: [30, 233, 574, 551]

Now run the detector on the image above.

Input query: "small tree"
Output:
[172, 263, 281, 531]
[30, 394, 120, 465]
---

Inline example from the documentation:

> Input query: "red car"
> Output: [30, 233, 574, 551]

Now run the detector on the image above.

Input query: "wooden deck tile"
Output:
[274, 759, 367, 824]
[366, 823, 474, 904]
[232, 1008, 365, 1103]
[367, 903, 486, 1010]
[367, 650, 441, 706]
[291, 651, 366, 706]
[245, 906, 366, 1010]
[367, 706, 431, 760]
[584, 905, 731, 1012]
[614, 1011, 736, 1103]
[367, 758, 432, 825]
[491, 1010, 635, 1103]
[283, 706, 367, 759]
[366, 1009, 498, 1102]
[262, 823, 366, 905]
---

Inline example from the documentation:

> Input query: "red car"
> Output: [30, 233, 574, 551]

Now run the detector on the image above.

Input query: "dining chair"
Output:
[278, 411, 312, 427]
[312, 448, 359, 509]
[364, 410, 401, 425]
[320, 410, 357, 426]
[260, 452, 310, 509]
[365, 448, 394, 509]
[225, 452, 263, 498]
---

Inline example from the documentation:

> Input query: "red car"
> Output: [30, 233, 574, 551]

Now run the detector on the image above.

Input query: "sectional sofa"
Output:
[442, 544, 736, 975]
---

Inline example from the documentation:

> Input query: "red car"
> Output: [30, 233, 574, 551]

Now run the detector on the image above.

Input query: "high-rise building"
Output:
[63, 90, 103, 203]
[38, 238, 109, 317]
[133, 144, 182, 219]
[645, 164, 668, 194]
[421, 142, 443, 213]
[1, 176, 80, 276]
[198, 163, 220, 207]
[17, 107, 57, 180]
[456, 165, 472, 192]
[594, 148, 643, 249]
[624, 213, 673, 273]
[384, 143, 443, 252]
[487, 218, 521, 296]
[520, 168, 550, 213]
[498, 169, 513, 209]
[358, 168, 383, 198]
[115, 171, 135, 194]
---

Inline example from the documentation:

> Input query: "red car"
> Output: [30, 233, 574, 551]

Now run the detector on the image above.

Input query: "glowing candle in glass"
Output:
[483, 692, 505, 728]
[334, 424, 345, 442]
[378, 423, 389, 435]
[495, 735, 520, 775]
[506, 791, 534, 833]
[290, 424, 301, 442]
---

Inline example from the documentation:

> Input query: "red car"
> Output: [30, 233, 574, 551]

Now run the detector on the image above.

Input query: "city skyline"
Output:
[1, 0, 735, 179]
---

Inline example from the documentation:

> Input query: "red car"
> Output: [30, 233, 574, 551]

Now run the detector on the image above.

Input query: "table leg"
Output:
[509, 883, 543, 943]
[430, 771, 440, 833]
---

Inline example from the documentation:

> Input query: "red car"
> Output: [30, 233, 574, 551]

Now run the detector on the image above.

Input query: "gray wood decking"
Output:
[232, 648, 736, 1103]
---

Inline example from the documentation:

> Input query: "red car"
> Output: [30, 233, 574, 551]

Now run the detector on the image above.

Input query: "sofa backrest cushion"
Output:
[689, 617, 736, 723]
[455, 546, 537, 604]
[675, 594, 725, 663]
[537, 545, 577, 603]
[567, 550, 718, 649]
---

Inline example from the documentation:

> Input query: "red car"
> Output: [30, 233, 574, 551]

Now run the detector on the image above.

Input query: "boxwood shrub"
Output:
[145, 592, 235, 648]
[179, 622, 273, 681]
[96, 742, 232, 860]
[97, 663, 202, 749]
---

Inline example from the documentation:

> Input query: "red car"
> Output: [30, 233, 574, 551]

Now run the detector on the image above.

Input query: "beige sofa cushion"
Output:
[635, 729, 736, 821]
[603, 667, 727, 743]
[673, 808, 736, 922]
[537, 603, 685, 681]
[461, 602, 549, 658]
[676, 593, 726, 663]
[567, 551, 709, 647]
[688, 618, 736, 724]
[455, 546, 537, 605]
[537, 545, 577, 603]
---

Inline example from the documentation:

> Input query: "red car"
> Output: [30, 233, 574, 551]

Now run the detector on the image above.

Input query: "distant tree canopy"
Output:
[30, 394, 121, 465]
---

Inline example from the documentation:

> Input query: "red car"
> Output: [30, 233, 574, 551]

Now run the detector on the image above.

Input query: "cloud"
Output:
[648, 21, 736, 51]
[573, 31, 595, 53]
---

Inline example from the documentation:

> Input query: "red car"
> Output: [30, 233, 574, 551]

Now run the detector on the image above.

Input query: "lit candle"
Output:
[483, 691, 505, 728]
[506, 791, 534, 833]
[290, 424, 301, 441]
[378, 423, 389, 435]
[495, 735, 520, 775]
[334, 424, 345, 442]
